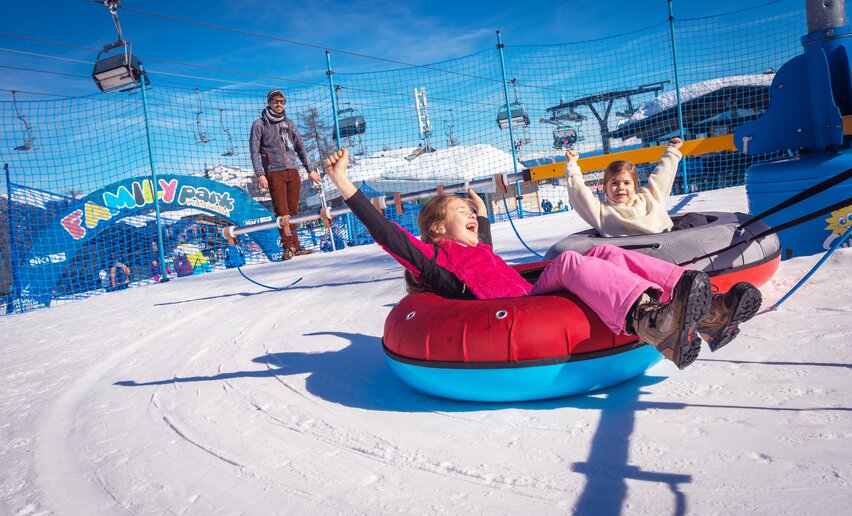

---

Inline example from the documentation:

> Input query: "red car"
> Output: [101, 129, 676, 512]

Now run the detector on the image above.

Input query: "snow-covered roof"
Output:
[309, 143, 522, 204]
[9, 185, 69, 210]
[616, 74, 775, 129]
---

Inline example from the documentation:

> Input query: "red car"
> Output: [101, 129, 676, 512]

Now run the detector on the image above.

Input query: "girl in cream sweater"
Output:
[566, 138, 683, 237]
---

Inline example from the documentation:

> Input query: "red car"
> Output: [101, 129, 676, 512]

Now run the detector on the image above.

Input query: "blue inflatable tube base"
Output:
[385, 345, 664, 402]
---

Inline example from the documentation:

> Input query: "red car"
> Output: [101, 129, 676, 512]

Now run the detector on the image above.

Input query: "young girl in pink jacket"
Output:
[325, 148, 761, 369]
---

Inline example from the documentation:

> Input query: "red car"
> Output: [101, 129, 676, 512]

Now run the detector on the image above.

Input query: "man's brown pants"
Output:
[267, 169, 302, 250]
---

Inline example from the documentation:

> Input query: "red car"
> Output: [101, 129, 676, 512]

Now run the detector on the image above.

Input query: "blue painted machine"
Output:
[735, 0, 852, 258]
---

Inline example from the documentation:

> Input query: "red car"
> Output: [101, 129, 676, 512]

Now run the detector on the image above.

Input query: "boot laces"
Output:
[640, 300, 664, 329]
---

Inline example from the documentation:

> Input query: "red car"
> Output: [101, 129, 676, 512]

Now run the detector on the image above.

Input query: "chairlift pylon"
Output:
[542, 95, 588, 124]
[219, 108, 237, 157]
[544, 82, 668, 154]
[11, 91, 37, 151]
[193, 88, 213, 144]
[406, 87, 436, 161]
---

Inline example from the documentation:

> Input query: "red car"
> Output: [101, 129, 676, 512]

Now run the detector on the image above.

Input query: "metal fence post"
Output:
[139, 65, 169, 282]
[667, 0, 689, 193]
[496, 31, 524, 219]
[323, 50, 341, 252]
[4, 163, 19, 313]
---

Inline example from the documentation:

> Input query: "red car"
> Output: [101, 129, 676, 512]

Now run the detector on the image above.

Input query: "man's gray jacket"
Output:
[249, 115, 312, 176]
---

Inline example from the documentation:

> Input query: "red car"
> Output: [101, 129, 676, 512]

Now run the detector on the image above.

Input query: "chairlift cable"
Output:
[0, 47, 300, 90]
[107, 2, 504, 84]
[0, 64, 91, 79]
[0, 87, 74, 98]
[89, 3, 593, 98]
[0, 42, 496, 108]
[0, 33, 317, 86]
[0, 34, 503, 108]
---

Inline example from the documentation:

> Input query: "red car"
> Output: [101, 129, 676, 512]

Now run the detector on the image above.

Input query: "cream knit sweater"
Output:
[566, 147, 683, 237]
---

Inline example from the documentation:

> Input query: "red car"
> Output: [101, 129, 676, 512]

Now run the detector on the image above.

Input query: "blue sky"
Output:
[0, 0, 794, 99]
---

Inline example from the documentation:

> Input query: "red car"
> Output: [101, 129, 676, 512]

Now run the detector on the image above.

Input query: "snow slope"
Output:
[1, 186, 850, 515]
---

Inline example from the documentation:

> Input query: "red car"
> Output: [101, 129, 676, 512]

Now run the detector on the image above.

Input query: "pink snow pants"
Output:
[529, 244, 686, 334]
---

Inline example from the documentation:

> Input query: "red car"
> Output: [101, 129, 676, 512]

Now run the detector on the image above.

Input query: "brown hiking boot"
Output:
[293, 247, 314, 256]
[631, 270, 712, 369]
[281, 247, 295, 261]
[698, 282, 762, 351]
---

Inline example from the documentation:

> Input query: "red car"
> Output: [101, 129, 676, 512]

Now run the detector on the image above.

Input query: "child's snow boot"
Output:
[631, 270, 712, 369]
[698, 282, 762, 351]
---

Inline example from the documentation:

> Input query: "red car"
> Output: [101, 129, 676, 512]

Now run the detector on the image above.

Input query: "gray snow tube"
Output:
[544, 212, 781, 276]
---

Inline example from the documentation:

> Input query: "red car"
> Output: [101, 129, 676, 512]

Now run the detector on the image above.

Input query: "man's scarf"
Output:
[261, 107, 286, 124]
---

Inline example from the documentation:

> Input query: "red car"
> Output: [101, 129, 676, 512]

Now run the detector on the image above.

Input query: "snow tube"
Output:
[383, 213, 780, 402]
[544, 212, 781, 292]
[383, 268, 661, 402]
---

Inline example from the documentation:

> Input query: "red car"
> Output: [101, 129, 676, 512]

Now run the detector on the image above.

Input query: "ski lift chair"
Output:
[192, 89, 214, 144]
[13, 140, 34, 152]
[337, 107, 366, 138]
[92, 2, 144, 93]
[496, 102, 531, 129]
[11, 91, 37, 151]
[219, 108, 237, 156]
[553, 126, 579, 149]
[92, 42, 144, 93]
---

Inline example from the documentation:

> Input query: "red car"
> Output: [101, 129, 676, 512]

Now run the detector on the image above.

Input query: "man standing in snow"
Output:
[250, 89, 321, 260]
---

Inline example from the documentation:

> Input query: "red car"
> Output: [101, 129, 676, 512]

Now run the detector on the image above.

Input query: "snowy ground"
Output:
[1, 186, 850, 515]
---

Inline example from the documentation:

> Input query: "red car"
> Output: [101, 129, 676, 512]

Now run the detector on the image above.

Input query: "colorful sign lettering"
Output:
[60, 177, 233, 240]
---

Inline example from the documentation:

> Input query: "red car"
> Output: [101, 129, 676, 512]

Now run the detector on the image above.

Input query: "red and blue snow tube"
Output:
[383, 248, 778, 402]
[382, 263, 659, 402]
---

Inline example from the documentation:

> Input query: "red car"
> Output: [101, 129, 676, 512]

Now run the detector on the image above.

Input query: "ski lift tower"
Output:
[546, 81, 668, 154]
[414, 87, 435, 153]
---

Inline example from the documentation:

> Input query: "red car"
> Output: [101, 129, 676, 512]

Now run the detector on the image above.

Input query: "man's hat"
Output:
[267, 89, 286, 102]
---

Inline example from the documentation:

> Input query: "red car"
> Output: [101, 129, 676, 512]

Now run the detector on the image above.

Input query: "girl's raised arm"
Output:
[325, 147, 357, 200]
[565, 150, 604, 229]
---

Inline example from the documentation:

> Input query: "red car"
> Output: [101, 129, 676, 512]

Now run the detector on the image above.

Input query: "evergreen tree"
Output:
[297, 107, 335, 172]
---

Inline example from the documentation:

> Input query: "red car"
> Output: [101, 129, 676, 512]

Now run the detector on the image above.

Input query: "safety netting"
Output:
[0, 0, 806, 313]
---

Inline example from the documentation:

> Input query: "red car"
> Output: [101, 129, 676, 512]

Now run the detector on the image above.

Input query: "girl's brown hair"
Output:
[603, 160, 639, 192]
[416, 193, 464, 244]
[404, 193, 466, 293]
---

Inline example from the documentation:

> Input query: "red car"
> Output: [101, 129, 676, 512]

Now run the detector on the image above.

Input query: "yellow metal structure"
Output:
[524, 134, 737, 181]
